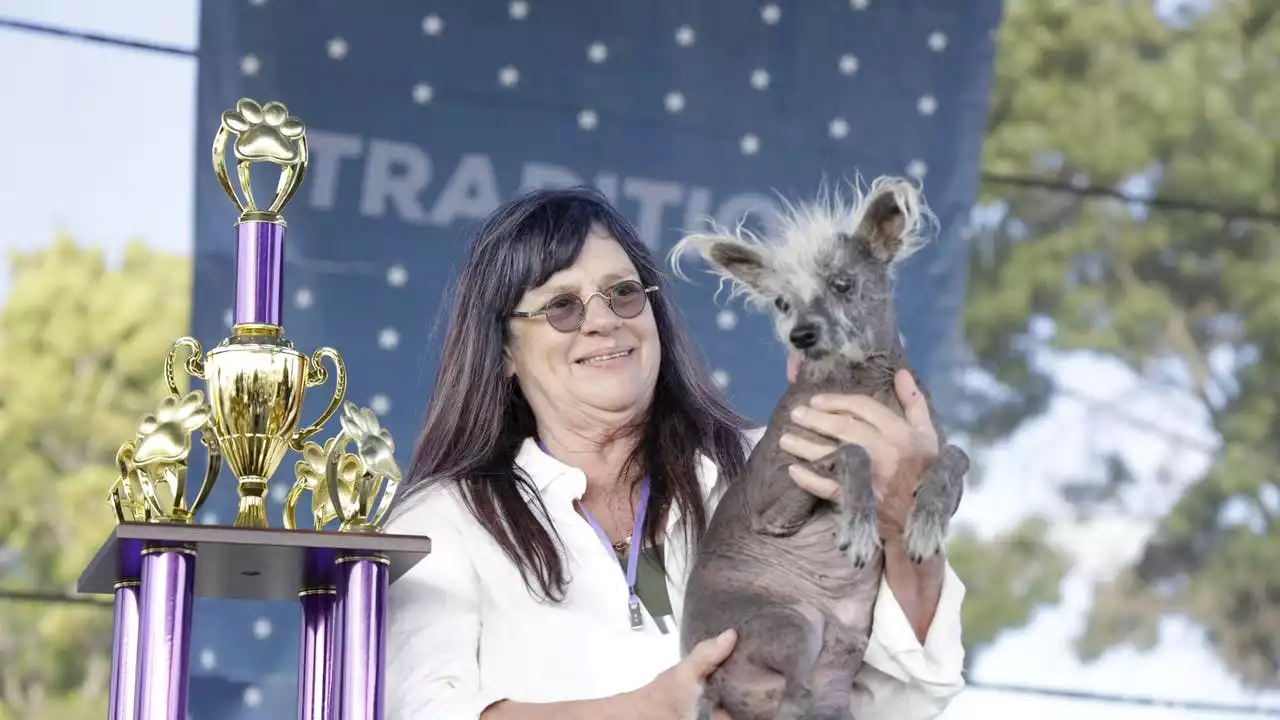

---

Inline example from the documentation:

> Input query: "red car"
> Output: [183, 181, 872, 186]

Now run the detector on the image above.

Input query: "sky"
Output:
[1, 1, 1278, 718]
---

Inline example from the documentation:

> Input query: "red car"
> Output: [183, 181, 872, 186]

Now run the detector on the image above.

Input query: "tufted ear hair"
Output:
[854, 176, 928, 265]
[669, 230, 777, 303]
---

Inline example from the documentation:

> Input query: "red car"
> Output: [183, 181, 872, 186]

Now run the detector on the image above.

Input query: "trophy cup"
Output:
[77, 98, 432, 720]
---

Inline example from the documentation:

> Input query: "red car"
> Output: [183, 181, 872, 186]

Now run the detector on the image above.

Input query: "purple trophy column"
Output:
[336, 554, 390, 720]
[136, 545, 197, 720]
[234, 220, 285, 327]
[109, 540, 143, 720]
[299, 549, 338, 720]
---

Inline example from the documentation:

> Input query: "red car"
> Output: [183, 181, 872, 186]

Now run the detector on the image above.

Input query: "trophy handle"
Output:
[365, 463, 401, 531]
[325, 430, 355, 528]
[165, 337, 207, 397]
[282, 471, 305, 530]
[291, 348, 347, 452]
[186, 427, 223, 519]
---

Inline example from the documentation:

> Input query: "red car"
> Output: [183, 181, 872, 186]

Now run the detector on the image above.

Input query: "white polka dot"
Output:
[222, 308, 233, 328]
[750, 69, 770, 90]
[240, 54, 260, 77]
[850, 0, 870, 9]
[370, 394, 392, 416]
[378, 328, 400, 350]
[271, 483, 288, 503]
[716, 310, 738, 331]
[928, 31, 948, 52]
[295, 287, 313, 309]
[664, 91, 686, 113]
[199, 512, 218, 525]
[917, 95, 937, 116]
[577, 109, 599, 130]
[587, 41, 608, 64]
[675, 25, 696, 47]
[711, 370, 730, 389]
[243, 686, 263, 708]
[828, 117, 850, 139]
[509, 0, 529, 20]
[907, 159, 928, 178]
[252, 617, 273, 640]
[740, 134, 760, 155]
[412, 83, 434, 105]
[421, 14, 444, 36]
[326, 37, 348, 60]
[838, 54, 859, 76]
[387, 264, 409, 287]
[498, 65, 520, 88]
[199, 649, 217, 670]
[761, 3, 782, 24]
[248, 0, 266, 6]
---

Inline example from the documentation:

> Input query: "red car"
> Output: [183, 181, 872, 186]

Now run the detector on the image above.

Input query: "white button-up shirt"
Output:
[385, 430, 967, 719]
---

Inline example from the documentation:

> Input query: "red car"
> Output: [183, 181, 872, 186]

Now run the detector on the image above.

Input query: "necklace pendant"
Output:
[628, 597, 644, 630]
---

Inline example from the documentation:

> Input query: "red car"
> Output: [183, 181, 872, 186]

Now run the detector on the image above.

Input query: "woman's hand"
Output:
[781, 356, 938, 539]
[634, 629, 736, 719]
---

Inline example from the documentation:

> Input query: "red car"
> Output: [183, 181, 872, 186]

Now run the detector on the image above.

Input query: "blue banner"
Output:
[189, 0, 1002, 716]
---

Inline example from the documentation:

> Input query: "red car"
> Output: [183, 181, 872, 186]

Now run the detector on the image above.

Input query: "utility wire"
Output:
[0, 16, 193, 56]
[2, 15, 1280, 227]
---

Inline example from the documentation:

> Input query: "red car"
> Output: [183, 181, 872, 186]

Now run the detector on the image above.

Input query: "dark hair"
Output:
[392, 186, 751, 601]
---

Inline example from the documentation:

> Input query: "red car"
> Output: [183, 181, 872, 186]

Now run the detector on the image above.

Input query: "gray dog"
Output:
[670, 177, 968, 720]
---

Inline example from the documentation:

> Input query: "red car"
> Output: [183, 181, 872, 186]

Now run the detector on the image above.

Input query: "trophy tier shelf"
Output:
[77, 523, 432, 601]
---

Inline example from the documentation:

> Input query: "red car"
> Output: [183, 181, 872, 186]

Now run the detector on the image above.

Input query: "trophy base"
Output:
[76, 523, 431, 600]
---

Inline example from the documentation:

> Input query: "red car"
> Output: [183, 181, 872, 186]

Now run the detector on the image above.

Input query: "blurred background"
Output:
[3, 0, 1280, 718]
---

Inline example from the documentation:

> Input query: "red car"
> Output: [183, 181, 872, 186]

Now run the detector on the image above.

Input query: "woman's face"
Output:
[505, 227, 661, 433]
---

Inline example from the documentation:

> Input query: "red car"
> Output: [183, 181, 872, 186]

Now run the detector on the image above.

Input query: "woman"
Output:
[385, 187, 966, 719]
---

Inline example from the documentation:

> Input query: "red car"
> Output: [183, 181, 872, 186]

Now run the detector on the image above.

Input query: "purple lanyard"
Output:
[538, 442, 651, 630]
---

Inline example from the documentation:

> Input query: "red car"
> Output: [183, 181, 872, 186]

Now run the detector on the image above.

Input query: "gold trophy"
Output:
[82, 98, 431, 720]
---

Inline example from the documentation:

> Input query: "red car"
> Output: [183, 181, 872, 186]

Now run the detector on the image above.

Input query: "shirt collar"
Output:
[512, 435, 722, 536]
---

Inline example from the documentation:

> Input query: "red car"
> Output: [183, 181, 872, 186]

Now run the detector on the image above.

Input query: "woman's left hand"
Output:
[779, 363, 939, 539]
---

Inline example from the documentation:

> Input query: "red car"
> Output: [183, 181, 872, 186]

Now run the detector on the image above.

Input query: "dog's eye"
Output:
[830, 277, 854, 294]
[774, 297, 790, 313]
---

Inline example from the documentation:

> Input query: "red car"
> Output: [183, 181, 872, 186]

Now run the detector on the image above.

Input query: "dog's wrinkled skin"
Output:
[669, 177, 968, 720]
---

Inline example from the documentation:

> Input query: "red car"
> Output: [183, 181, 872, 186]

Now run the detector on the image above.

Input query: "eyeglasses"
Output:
[509, 279, 659, 332]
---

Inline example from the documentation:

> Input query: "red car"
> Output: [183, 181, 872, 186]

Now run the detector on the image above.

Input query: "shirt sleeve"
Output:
[851, 560, 967, 720]
[385, 497, 507, 720]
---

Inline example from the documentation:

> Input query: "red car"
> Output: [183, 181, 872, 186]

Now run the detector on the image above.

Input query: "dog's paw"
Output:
[903, 505, 948, 564]
[838, 504, 881, 568]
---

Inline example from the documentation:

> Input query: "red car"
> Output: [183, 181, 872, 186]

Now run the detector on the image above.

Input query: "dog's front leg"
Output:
[903, 443, 968, 563]
[748, 470, 822, 537]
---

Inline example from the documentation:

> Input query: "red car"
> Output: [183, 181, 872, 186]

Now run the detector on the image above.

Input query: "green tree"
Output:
[0, 236, 191, 718]
[963, 0, 1280, 686]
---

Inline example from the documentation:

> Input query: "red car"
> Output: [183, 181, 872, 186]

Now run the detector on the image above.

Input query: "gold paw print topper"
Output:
[212, 98, 309, 223]
[285, 401, 403, 534]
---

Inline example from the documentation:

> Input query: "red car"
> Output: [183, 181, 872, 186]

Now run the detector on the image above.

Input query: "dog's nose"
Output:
[789, 324, 819, 350]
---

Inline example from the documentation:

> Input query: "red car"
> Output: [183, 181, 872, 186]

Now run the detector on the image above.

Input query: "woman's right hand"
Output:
[636, 629, 737, 718]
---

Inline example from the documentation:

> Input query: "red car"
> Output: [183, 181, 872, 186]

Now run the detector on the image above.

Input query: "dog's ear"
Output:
[670, 233, 775, 300]
[855, 178, 923, 264]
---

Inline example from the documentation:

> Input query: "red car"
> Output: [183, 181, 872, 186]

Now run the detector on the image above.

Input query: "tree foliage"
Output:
[0, 236, 190, 718]
[963, 0, 1280, 686]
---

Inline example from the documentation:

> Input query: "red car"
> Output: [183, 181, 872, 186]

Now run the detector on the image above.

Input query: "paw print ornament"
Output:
[322, 401, 403, 533]
[129, 390, 218, 522]
[285, 437, 364, 530]
[212, 97, 309, 220]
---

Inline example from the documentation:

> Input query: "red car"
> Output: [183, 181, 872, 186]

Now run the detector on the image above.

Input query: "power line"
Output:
[979, 172, 1280, 224]
[0, 587, 111, 607]
[0, 16, 194, 57]
[965, 680, 1280, 716]
[2, 15, 1279, 228]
